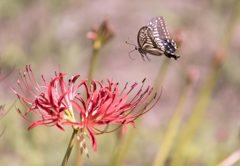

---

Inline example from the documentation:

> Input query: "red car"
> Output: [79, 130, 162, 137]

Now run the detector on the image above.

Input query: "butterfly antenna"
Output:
[128, 49, 136, 60]
[126, 37, 137, 46]
[128, 38, 136, 45]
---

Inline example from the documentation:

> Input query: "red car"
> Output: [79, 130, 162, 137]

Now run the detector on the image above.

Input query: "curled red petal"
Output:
[56, 122, 65, 131]
[28, 119, 55, 130]
[70, 100, 86, 115]
[62, 121, 85, 128]
[123, 123, 127, 134]
[87, 126, 97, 152]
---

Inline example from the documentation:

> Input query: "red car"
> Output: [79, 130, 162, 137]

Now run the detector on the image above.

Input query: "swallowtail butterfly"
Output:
[126, 16, 180, 61]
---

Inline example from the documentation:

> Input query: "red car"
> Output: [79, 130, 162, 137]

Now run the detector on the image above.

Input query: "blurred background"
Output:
[0, 0, 240, 166]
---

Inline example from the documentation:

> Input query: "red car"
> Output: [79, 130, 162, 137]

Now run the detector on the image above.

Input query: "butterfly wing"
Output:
[133, 16, 180, 60]
[137, 26, 165, 56]
[137, 26, 152, 49]
[147, 16, 178, 55]
[147, 16, 170, 40]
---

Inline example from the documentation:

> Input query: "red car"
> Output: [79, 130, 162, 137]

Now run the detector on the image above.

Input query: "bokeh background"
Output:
[0, 0, 240, 166]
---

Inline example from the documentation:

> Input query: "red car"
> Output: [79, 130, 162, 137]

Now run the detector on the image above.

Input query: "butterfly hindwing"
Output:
[137, 26, 151, 49]
[137, 26, 164, 56]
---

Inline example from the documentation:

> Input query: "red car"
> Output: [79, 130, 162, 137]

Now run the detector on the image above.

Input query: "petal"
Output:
[59, 73, 68, 96]
[73, 79, 88, 97]
[72, 75, 80, 83]
[62, 121, 85, 128]
[47, 80, 58, 110]
[70, 100, 86, 115]
[111, 82, 119, 104]
[87, 126, 97, 152]
[123, 123, 127, 134]
[35, 99, 55, 114]
[28, 119, 55, 130]
[92, 90, 99, 106]
[56, 122, 65, 131]
[58, 91, 70, 107]
[90, 98, 113, 120]
[88, 121, 106, 126]
[59, 106, 69, 113]
[128, 120, 135, 128]
[91, 80, 97, 92]
[114, 94, 128, 110]
[88, 90, 99, 114]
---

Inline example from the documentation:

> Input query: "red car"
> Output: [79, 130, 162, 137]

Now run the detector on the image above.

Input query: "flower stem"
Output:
[87, 48, 100, 87]
[170, 1, 240, 166]
[152, 80, 192, 166]
[153, 58, 170, 91]
[61, 129, 78, 166]
[216, 149, 240, 166]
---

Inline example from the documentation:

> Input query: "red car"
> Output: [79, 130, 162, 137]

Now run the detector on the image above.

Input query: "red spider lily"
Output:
[1, 65, 161, 156]
[62, 77, 162, 153]
[1, 65, 72, 131]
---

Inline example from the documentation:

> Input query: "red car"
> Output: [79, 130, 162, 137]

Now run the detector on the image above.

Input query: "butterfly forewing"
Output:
[147, 16, 170, 40]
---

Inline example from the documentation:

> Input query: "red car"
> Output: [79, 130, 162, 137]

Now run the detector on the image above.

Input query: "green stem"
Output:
[171, 66, 221, 166]
[75, 47, 100, 166]
[87, 48, 100, 87]
[153, 59, 170, 91]
[216, 149, 240, 166]
[61, 129, 78, 166]
[152, 82, 192, 166]
[110, 119, 141, 166]
[170, 1, 240, 165]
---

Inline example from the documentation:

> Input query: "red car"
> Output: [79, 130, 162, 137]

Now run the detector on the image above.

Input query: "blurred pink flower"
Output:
[86, 17, 115, 49]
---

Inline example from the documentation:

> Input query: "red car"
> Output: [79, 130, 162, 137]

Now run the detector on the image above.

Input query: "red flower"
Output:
[2, 65, 161, 155]
[1, 65, 71, 131]
[62, 78, 161, 153]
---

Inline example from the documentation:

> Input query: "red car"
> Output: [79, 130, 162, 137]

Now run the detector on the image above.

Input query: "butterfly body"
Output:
[128, 16, 180, 61]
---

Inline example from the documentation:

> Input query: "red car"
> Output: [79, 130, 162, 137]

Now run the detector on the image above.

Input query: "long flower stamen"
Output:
[26, 65, 43, 94]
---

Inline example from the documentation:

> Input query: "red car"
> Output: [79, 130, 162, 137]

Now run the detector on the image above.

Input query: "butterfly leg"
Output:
[145, 54, 151, 62]
[140, 53, 146, 61]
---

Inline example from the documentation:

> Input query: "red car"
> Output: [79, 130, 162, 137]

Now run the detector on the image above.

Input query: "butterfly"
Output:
[126, 16, 180, 61]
